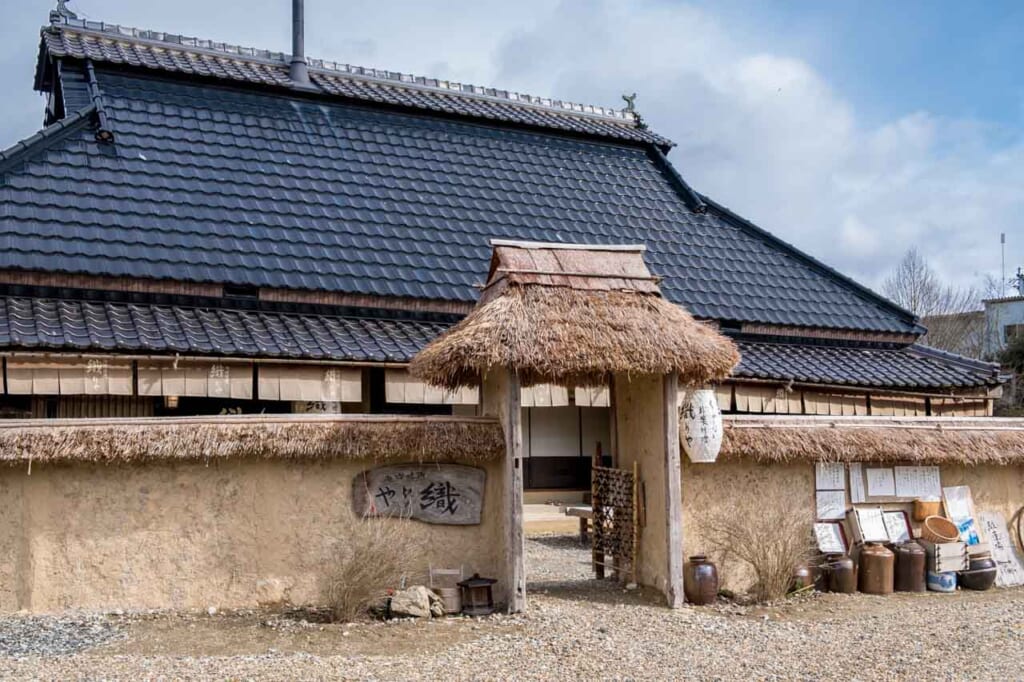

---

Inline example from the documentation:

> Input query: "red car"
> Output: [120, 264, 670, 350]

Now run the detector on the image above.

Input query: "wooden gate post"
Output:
[505, 368, 526, 613]
[663, 372, 684, 607]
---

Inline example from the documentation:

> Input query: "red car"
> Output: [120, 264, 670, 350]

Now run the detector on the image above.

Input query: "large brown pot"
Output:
[684, 555, 719, 606]
[894, 541, 926, 593]
[858, 543, 895, 595]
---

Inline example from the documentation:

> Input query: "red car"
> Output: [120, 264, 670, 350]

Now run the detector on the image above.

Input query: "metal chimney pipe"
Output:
[289, 0, 310, 85]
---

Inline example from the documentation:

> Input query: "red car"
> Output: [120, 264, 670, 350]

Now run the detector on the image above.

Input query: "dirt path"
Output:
[2, 534, 1023, 680]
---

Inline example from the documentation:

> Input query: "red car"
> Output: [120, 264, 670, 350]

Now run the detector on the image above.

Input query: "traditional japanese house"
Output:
[0, 4, 1018, 612]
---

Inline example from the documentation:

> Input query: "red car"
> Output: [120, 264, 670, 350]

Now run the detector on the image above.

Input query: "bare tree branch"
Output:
[884, 248, 984, 357]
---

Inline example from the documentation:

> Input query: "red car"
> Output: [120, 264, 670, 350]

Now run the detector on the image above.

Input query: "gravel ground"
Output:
[1, 535, 1023, 680]
[0, 614, 123, 657]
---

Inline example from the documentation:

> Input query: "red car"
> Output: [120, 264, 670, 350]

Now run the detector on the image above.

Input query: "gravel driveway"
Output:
[1, 535, 1022, 680]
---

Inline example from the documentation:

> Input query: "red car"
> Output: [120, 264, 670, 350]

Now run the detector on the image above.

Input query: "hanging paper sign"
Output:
[681, 389, 723, 463]
[816, 490, 847, 520]
[866, 468, 896, 497]
[849, 463, 866, 503]
[208, 363, 230, 397]
[894, 466, 941, 499]
[352, 464, 485, 525]
[815, 462, 845, 491]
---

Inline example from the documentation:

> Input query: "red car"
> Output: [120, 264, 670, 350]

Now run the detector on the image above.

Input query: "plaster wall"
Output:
[0, 457, 504, 614]
[984, 297, 1024, 356]
[613, 373, 671, 598]
[680, 458, 1024, 593]
[681, 459, 814, 591]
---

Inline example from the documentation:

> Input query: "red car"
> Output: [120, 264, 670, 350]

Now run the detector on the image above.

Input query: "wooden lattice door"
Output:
[591, 459, 638, 583]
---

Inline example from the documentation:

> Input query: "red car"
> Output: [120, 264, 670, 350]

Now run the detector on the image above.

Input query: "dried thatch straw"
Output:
[0, 415, 503, 466]
[411, 285, 739, 389]
[721, 417, 1024, 465]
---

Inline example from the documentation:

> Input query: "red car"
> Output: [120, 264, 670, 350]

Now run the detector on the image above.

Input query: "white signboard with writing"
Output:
[866, 468, 896, 497]
[814, 522, 847, 554]
[816, 490, 847, 520]
[883, 511, 912, 543]
[978, 511, 1024, 588]
[894, 466, 941, 499]
[849, 463, 866, 503]
[352, 464, 486, 525]
[815, 462, 846, 491]
[852, 506, 890, 543]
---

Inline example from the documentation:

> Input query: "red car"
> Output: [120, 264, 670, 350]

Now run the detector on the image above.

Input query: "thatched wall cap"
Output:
[411, 242, 739, 389]
[0, 414, 504, 466]
[718, 416, 1024, 465]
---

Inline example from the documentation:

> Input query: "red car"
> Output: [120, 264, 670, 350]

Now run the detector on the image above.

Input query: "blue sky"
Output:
[693, 0, 1024, 129]
[2, 0, 1022, 295]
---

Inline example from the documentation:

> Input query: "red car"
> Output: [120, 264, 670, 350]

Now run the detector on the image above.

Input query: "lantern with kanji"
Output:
[681, 388, 723, 463]
[457, 573, 497, 616]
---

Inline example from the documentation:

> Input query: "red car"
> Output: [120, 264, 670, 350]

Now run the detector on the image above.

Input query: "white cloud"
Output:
[2, 0, 1022, 290]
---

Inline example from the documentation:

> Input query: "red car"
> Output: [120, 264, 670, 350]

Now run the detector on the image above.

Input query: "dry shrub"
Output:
[703, 495, 815, 603]
[326, 514, 429, 622]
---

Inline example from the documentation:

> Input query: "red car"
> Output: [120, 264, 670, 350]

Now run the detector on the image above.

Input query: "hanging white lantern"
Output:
[681, 389, 723, 463]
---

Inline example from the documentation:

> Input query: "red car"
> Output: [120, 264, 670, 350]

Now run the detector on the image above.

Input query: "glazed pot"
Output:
[790, 564, 814, 592]
[826, 554, 857, 594]
[683, 555, 719, 605]
[959, 555, 997, 591]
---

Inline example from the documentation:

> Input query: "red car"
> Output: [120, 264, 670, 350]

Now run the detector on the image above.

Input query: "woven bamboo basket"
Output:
[921, 515, 960, 544]
[913, 499, 942, 521]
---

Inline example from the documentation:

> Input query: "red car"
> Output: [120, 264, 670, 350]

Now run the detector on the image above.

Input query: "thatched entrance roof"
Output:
[720, 415, 1024, 465]
[410, 241, 739, 389]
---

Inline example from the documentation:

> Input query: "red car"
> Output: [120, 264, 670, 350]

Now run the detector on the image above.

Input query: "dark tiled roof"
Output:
[734, 341, 1001, 390]
[0, 64, 920, 335]
[0, 297, 444, 362]
[38, 21, 668, 147]
[0, 296, 995, 389]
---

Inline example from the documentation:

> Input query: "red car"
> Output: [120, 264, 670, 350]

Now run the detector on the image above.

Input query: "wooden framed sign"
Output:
[352, 463, 486, 525]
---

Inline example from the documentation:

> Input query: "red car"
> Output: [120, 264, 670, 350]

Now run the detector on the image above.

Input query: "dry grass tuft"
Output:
[326, 514, 430, 622]
[703, 495, 816, 603]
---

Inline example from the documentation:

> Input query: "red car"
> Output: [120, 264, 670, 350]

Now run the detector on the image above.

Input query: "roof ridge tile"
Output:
[40, 18, 666, 145]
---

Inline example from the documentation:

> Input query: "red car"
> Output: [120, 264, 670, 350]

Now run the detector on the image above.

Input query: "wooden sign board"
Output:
[352, 464, 485, 525]
[978, 511, 1024, 588]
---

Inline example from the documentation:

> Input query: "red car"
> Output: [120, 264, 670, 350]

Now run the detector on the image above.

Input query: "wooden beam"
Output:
[663, 372, 684, 608]
[505, 368, 526, 614]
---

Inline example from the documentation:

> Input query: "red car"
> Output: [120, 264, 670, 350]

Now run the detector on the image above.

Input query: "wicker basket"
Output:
[921, 515, 960, 544]
[913, 499, 941, 521]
